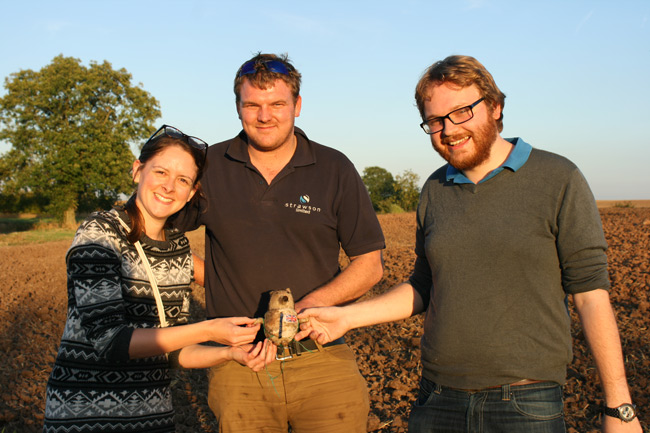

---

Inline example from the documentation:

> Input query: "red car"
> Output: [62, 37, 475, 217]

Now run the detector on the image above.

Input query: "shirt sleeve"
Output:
[169, 195, 206, 232]
[335, 158, 386, 257]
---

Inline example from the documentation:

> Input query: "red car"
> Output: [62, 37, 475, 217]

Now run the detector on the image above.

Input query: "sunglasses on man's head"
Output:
[237, 59, 290, 77]
[146, 124, 208, 154]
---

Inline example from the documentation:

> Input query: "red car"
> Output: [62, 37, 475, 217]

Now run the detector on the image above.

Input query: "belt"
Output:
[275, 337, 345, 361]
[444, 379, 545, 393]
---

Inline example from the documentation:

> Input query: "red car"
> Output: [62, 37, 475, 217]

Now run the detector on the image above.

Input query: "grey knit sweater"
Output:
[410, 142, 609, 389]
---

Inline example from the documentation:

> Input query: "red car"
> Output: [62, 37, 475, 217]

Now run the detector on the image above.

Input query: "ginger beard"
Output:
[433, 113, 499, 171]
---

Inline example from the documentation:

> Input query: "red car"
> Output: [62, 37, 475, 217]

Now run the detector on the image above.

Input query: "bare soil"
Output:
[1, 209, 648, 432]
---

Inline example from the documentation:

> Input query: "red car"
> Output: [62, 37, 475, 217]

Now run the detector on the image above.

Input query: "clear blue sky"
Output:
[2, 0, 649, 199]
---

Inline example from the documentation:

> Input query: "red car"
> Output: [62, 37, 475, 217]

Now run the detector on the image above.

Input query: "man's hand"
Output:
[192, 252, 205, 286]
[295, 306, 350, 345]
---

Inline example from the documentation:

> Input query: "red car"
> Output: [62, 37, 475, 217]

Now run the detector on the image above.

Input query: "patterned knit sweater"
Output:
[43, 209, 193, 433]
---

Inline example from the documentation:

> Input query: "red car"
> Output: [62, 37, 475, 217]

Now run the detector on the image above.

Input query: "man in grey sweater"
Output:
[297, 55, 641, 433]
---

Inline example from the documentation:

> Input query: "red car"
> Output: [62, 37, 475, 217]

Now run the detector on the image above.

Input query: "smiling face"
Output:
[423, 82, 501, 171]
[236, 78, 302, 153]
[132, 144, 198, 237]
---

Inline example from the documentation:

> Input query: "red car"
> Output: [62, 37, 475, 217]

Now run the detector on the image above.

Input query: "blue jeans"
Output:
[408, 378, 566, 433]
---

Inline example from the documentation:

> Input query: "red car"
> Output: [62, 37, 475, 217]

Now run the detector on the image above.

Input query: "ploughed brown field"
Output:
[1, 205, 649, 432]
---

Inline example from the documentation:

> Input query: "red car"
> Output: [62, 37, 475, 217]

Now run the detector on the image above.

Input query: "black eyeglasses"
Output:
[420, 97, 485, 134]
[237, 59, 290, 77]
[146, 124, 208, 153]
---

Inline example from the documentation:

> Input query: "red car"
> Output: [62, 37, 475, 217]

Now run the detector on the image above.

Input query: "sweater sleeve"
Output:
[556, 167, 610, 294]
[66, 224, 134, 362]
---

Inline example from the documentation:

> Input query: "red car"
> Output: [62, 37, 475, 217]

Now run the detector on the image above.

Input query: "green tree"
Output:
[0, 55, 160, 225]
[362, 166, 421, 213]
[394, 169, 420, 211]
[362, 166, 396, 212]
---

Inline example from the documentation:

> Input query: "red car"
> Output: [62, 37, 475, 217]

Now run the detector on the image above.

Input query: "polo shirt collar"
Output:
[446, 137, 532, 184]
[225, 126, 315, 168]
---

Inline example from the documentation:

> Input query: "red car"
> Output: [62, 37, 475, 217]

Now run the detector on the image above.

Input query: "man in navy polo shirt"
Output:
[176, 53, 385, 432]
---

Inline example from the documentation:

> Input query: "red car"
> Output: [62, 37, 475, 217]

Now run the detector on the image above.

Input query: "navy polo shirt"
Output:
[179, 127, 385, 318]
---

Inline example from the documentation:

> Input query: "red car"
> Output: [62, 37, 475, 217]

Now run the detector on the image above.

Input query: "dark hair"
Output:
[123, 135, 205, 243]
[233, 53, 302, 104]
[415, 55, 506, 132]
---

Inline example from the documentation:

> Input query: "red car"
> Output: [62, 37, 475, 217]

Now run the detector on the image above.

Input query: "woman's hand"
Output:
[208, 317, 261, 346]
[230, 339, 277, 372]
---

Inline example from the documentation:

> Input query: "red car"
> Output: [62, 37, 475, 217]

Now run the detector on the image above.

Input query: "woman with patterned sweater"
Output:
[43, 125, 273, 432]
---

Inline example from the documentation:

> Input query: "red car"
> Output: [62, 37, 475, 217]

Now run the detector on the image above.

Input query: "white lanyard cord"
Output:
[117, 216, 169, 328]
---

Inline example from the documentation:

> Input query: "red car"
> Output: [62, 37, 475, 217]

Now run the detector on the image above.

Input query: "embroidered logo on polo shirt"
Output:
[285, 194, 322, 215]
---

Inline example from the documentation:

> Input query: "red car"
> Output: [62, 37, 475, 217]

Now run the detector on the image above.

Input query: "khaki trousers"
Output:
[208, 344, 369, 433]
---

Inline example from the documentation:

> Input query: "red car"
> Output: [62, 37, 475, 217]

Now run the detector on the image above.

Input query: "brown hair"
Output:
[123, 135, 205, 243]
[415, 55, 506, 132]
[233, 53, 302, 104]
